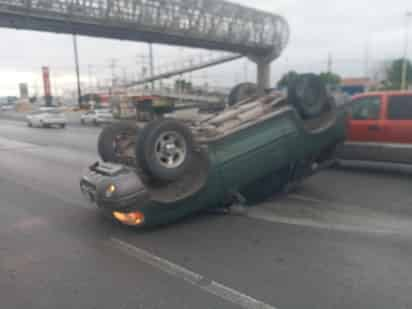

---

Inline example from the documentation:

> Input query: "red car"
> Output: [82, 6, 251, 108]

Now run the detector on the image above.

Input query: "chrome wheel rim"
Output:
[154, 131, 187, 169]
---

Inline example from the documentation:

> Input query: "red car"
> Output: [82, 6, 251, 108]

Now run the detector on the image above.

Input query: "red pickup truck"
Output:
[341, 91, 412, 164]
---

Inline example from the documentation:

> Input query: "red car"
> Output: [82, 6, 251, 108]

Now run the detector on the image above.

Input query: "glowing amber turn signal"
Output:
[113, 211, 145, 226]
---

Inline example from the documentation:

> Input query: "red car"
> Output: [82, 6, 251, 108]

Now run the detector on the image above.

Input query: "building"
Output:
[340, 78, 377, 96]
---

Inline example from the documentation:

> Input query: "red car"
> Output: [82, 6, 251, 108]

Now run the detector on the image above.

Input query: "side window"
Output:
[351, 96, 382, 120]
[387, 95, 412, 120]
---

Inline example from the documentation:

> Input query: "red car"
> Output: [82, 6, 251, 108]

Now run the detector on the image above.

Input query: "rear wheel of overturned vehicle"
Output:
[98, 122, 137, 166]
[136, 119, 195, 182]
[288, 73, 329, 119]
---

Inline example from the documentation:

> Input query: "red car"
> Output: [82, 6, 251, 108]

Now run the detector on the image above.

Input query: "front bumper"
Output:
[96, 117, 114, 123]
[80, 162, 151, 212]
[80, 162, 218, 228]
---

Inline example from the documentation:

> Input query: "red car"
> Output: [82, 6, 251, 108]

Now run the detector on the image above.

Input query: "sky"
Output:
[0, 0, 411, 96]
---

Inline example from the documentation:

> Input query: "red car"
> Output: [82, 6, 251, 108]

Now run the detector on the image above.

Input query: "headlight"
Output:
[113, 211, 145, 226]
[105, 184, 117, 198]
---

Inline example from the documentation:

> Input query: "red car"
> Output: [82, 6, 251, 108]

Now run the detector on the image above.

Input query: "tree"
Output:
[319, 72, 341, 86]
[175, 79, 193, 92]
[277, 71, 341, 89]
[384, 58, 412, 90]
[277, 71, 298, 88]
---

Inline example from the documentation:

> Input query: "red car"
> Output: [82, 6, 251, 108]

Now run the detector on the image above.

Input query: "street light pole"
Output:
[401, 12, 412, 90]
[72, 34, 82, 107]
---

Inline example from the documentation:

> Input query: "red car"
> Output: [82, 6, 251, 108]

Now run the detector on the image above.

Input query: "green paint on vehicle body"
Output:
[131, 106, 346, 228]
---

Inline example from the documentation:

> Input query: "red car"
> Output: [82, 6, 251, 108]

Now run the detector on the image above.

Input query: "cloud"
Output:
[0, 0, 411, 96]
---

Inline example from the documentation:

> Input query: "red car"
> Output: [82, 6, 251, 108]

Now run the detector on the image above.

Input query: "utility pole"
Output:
[122, 67, 128, 86]
[189, 58, 194, 85]
[234, 72, 240, 84]
[88, 64, 94, 91]
[364, 39, 370, 78]
[244, 59, 249, 81]
[109, 58, 117, 94]
[72, 34, 82, 107]
[401, 12, 412, 90]
[53, 80, 59, 99]
[148, 43, 155, 90]
[136, 53, 149, 80]
[33, 81, 39, 97]
[327, 52, 333, 73]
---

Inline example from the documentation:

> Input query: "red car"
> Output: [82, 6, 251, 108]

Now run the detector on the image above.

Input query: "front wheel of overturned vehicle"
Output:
[228, 82, 257, 106]
[98, 122, 137, 165]
[136, 119, 195, 182]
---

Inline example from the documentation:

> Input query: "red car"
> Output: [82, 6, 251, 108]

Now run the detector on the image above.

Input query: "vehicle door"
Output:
[32, 113, 43, 126]
[85, 111, 94, 123]
[379, 94, 412, 164]
[344, 95, 384, 161]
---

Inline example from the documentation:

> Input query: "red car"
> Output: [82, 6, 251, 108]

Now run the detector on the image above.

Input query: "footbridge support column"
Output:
[256, 59, 271, 95]
[249, 51, 280, 96]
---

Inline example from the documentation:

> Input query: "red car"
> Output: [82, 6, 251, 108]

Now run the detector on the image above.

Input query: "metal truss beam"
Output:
[0, 0, 289, 57]
[126, 53, 242, 88]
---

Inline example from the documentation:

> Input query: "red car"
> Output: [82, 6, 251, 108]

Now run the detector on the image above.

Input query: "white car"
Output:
[81, 109, 114, 126]
[26, 110, 67, 128]
[1, 104, 14, 111]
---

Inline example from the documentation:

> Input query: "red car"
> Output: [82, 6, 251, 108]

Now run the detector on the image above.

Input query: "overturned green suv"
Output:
[81, 75, 347, 227]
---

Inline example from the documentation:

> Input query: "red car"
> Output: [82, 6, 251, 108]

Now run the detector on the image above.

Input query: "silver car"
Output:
[26, 109, 67, 128]
[81, 109, 114, 126]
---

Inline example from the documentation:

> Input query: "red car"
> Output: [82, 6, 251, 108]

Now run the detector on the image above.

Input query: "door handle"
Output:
[368, 125, 381, 132]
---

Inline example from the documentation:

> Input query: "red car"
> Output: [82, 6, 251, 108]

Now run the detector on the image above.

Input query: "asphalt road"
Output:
[1, 118, 412, 309]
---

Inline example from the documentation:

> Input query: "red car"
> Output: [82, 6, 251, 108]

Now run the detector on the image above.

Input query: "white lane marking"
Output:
[111, 237, 278, 309]
[246, 194, 412, 237]
[246, 207, 395, 236]
[289, 193, 412, 214]
[288, 194, 326, 204]
[288, 193, 382, 212]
